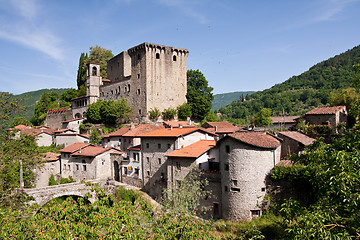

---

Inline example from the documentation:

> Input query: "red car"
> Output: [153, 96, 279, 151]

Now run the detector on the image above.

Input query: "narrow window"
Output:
[76, 164, 79, 170]
[224, 186, 228, 192]
[124, 167, 128, 175]
[173, 55, 177, 61]
[147, 157, 150, 162]
[158, 158, 161, 164]
[134, 168, 139, 177]
[146, 143, 149, 148]
[92, 66, 97, 76]
[176, 161, 181, 170]
[231, 187, 240, 192]
[139, 109, 142, 115]
[156, 53, 160, 59]
[225, 164, 229, 171]
[147, 170, 150, 176]
[225, 145, 230, 153]
[82, 160, 86, 171]
[137, 54, 141, 60]
[137, 89, 141, 95]
[158, 143, 161, 149]
[128, 84, 130, 92]
[232, 180, 238, 186]
[137, 74, 140, 79]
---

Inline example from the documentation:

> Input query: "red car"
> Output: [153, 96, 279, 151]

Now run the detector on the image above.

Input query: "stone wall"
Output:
[45, 109, 73, 130]
[220, 138, 280, 221]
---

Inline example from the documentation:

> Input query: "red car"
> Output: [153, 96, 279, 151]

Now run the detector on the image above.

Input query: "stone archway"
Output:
[75, 113, 82, 119]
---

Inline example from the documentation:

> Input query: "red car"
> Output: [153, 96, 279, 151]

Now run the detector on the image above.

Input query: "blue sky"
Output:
[0, 0, 360, 95]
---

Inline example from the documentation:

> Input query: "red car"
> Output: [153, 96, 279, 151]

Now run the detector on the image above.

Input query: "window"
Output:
[147, 171, 150, 176]
[251, 210, 261, 217]
[173, 55, 176, 61]
[124, 167, 128, 175]
[158, 158, 161, 164]
[92, 66, 97, 76]
[82, 160, 86, 171]
[161, 172, 165, 180]
[231, 187, 240, 192]
[68, 165, 71, 170]
[225, 145, 230, 153]
[225, 164, 229, 171]
[146, 143, 149, 148]
[137, 89, 141, 95]
[133, 153, 139, 161]
[224, 186, 228, 192]
[167, 144, 171, 149]
[232, 180, 238, 186]
[137, 54, 140, 60]
[176, 161, 181, 170]
[137, 74, 140, 79]
[138, 109, 142, 115]
[76, 164, 79, 170]
[134, 168, 139, 177]
[63, 164, 66, 170]
[261, 187, 266, 192]
[156, 53, 160, 59]
[158, 143, 161, 149]
[127, 84, 130, 92]
[147, 157, 150, 163]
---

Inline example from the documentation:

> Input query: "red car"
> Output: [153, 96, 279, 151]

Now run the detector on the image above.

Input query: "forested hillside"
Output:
[9, 88, 68, 121]
[212, 91, 255, 111]
[218, 45, 360, 123]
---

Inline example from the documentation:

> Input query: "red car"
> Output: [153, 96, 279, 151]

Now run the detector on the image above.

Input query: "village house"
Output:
[139, 127, 217, 200]
[278, 131, 315, 159]
[304, 105, 347, 133]
[34, 152, 61, 187]
[9, 125, 55, 146]
[270, 116, 300, 130]
[59, 143, 125, 182]
[54, 131, 90, 147]
[217, 131, 281, 221]
[61, 118, 85, 133]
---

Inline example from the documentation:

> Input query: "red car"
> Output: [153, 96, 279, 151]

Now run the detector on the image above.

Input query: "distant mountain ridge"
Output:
[212, 91, 255, 111]
[219, 45, 360, 122]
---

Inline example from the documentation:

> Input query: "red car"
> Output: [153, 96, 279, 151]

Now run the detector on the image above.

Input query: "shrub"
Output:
[60, 176, 75, 184]
[162, 108, 177, 121]
[48, 174, 58, 186]
[149, 108, 161, 121]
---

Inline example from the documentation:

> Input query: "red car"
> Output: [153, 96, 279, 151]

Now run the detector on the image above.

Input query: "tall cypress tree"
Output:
[76, 52, 88, 90]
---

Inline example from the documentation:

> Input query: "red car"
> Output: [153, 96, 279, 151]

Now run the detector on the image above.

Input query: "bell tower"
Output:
[86, 63, 101, 104]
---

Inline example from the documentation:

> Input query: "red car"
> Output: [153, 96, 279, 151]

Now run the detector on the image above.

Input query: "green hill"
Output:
[10, 88, 69, 121]
[218, 45, 360, 123]
[212, 91, 255, 111]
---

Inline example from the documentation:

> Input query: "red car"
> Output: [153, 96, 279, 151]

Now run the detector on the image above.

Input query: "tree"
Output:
[254, 108, 272, 127]
[85, 101, 102, 123]
[149, 108, 161, 121]
[90, 126, 101, 145]
[329, 87, 359, 108]
[77, 52, 88, 90]
[60, 88, 79, 103]
[9, 117, 32, 128]
[177, 103, 192, 121]
[186, 69, 214, 121]
[88, 45, 114, 79]
[162, 108, 177, 121]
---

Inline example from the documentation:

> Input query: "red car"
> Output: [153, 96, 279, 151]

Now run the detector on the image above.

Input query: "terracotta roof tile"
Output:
[166, 140, 216, 158]
[228, 131, 280, 149]
[139, 127, 216, 138]
[41, 152, 60, 162]
[71, 146, 112, 157]
[163, 121, 191, 128]
[279, 131, 315, 146]
[305, 106, 346, 115]
[271, 116, 300, 124]
[103, 127, 131, 138]
[202, 121, 241, 133]
[127, 145, 141, 151]
[60, 142, 91, 153]
[122, 124, 164, 137]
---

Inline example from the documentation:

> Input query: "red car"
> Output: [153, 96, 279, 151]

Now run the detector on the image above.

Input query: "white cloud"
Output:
[156, 0, 208, 24]
[0, 0, 64, 61]
[312, 0, 358, 22]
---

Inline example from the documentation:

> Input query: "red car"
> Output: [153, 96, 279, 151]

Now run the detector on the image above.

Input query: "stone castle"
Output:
[71, 42, 189, 122]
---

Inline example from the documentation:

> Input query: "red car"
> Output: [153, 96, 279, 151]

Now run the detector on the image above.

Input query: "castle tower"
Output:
[87, 63, 102, 104]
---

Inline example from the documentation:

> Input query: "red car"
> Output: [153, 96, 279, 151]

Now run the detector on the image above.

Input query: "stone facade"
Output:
[45, 109, 73, 130]
[54, 133, 89, 147]
[304, 106, 347, 133]
[219, 133, 281, 221]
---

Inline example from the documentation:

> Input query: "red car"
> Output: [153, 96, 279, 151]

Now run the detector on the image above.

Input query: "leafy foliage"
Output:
[219, 45, 360, 124]
[254, 108, 272, 127]
[177, 103, 192, 121]
[187, 69, 214, 121]
[90, 126, 101, 145]
[88, 45, 114, 79]
[149, 107, 161, 121]
[77, 52, 88, 91]
[162, 108, 177, 121]
[48, 174, 58, 186]
[9, 117, 33, 128]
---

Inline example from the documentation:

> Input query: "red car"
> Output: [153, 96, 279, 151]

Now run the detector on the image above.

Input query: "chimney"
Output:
[130, 125, 135, 130]
[170, 126, 173, 130]
[189, 120, 192, 125]
[179, 124, 183, 128]
[215, 126, 218, 132]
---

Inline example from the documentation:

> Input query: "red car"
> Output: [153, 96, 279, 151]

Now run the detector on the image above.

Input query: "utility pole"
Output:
[19, 160, 24, 190]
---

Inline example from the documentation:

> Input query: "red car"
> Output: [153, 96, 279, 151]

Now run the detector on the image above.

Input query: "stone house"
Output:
[102, 126, 131, 150]
[59, 143, 125, 182]
[139, 127, 216, 200]
[61, 118, 85, 133]
[304, 105, 347, 133]
[201, 121, 241, 136]
[270, 116, 300, 130]
[54, 132, 90, 147]
[121, 144, 142, 187]
[9, 125, 55, 146]
[278, 131, 315, 159]
[166, 140, 222, 218]
[217, 131, 281, 221]
[71, 42, 189, 122]
[34, 152, 61, 187]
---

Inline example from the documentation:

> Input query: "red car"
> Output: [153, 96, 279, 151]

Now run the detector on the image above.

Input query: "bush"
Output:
[162, 108, 177, 121]
[60, 176, 75, 184]
[48, 174, 58, 186]
[149, 108, 161, 121]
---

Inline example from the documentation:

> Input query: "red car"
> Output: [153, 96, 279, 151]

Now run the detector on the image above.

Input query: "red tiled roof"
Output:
[139, 127, 216, 138]
[127, 145, 141, 151]
[202, 121, 241, 134]
[163, 121, 191, 128]
[228, 131, 280, 149]
[10, 125, 56, 136]
[41, 152, 60, 162]
[305, 106, 346, 115]
[279, 131, 315, 146]
[122, 124, 164, 137]
[166, 140, 216, 158]
[60, 142, 91, 153]
[71, 146, 113, 157]
[271, 116, 300, 124]
[103, 127, 131, 138]
[276, 160, 294, 167]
